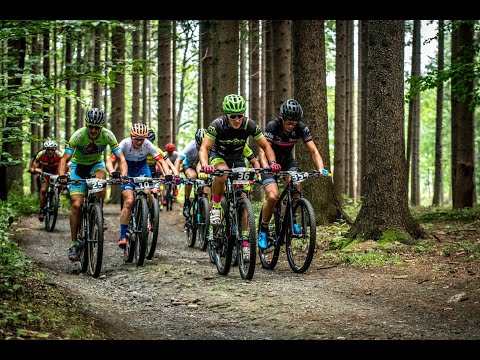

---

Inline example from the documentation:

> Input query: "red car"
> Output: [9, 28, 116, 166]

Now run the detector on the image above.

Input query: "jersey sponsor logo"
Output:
[86, 142, 99, 154]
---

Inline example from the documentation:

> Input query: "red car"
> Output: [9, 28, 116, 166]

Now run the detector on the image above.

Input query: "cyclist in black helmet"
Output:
[57, 107, 129, 261]
[257, 99, 327, 249]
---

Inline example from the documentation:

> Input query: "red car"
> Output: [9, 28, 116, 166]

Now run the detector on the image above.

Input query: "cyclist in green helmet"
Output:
[199, 94, 281, 246]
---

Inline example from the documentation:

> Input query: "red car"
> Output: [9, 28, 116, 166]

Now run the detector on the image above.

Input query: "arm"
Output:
[257, 147, 269, 168]
[157, 158, 170, 177]
[249, 156, 260, 169]
[199, 137, 214, 168]
[165, 157, 179, 176]
[105, 153, 118, 174]
[57, 152, 72, 176]
[257, 136, 277, 165]
[114, 151, 129, 177]
[305, 141, 325, 171]
[174, 156, 183, 174]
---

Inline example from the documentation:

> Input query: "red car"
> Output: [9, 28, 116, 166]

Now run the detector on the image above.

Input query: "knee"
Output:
[71, 200, 82, 213]
[123, 198, 134, 209]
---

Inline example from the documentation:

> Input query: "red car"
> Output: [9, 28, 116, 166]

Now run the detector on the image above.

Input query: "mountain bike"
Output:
[258, 169, 330, 273]
[123, 176, 157, 266]
[163, 178, 177, 211]
[65, 176, 121, 278]
[208, 167, 262, 280]
[184, 176, 212, 251]
[42, 171, 60, 232]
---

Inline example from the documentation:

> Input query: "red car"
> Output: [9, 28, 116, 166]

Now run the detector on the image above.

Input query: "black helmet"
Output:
[85, 108, 106, 126]
[147, 129, 156, 142]
[280, 99, 303, 121]
[195, 128, 205, 146]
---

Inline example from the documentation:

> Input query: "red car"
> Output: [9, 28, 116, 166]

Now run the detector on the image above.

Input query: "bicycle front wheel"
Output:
[146, 195, 160, 259]
[237, 197, 256, 280]
[213, 198, 233, 276]
[134, 196, 148, 266]
[88, 203, 104, 278]
[198, 197, 209, 251]
[45, 188, 60, 232]
[286, 198, 316, 273]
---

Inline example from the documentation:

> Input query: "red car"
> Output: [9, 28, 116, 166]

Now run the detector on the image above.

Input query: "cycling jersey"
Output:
[263, 116, 313, 165]
[205, 115, 263, 161]
[65, 127, 121, 165]
[146, 146, 166, 175]
[111, 138, 163, 175]
[35, 149, 62, 173]
[179, 140, 256, 170]
[166, 151, 178, 164]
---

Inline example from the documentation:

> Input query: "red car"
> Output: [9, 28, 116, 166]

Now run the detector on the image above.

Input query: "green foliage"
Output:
[415, 207, 480, 222]
[378, 230, 407, 244]
[339, 250, 404, 267]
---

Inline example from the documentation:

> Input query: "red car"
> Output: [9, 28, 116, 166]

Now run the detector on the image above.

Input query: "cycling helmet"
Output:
[222, 94, 246, 114]
[195, 128, 205, 146]
[44, 139, 58, 149]
[130, 123, 148, 138]
[85, 108, 106, 126]
[147, 129, 156, 142]
[165, 143, 175, 152]
[280, 99, 303, 121]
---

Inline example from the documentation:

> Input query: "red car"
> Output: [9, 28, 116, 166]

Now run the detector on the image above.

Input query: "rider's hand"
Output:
[320, 169, 330, 176]
[165, 174, 173, 182]
[198, 172, 207, 180]
[57, 174, 69, 185]
[174, 175, 181, 185]
[202, 165, 215, 174]
[110, 171, 121, 179]
[269, 161, 281, 174]
[121, 175, 130, 184]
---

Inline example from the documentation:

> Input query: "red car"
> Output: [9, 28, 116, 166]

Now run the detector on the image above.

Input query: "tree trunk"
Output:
[451, 20, 475, 209]
[348, 20, 425, 243]
[158, 20, 172, 148]
[110, 23, 126, 204]
[432, 20, 444, 207]
[292, 20, 344, 225]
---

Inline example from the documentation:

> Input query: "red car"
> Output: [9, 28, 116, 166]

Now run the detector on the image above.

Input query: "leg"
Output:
[68, 194, 84, 261]
[183, 167, 197, 218]
[38, 181, 48, 221]
[119, 189, 134, 248]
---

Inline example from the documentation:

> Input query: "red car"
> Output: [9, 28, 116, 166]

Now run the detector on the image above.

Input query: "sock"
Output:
[212, 194, 222, 204]
[261, 221, 269, 232]
[120, 224, 128, 239]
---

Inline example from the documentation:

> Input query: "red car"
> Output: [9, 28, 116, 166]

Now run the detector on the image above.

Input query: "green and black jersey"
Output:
[205, 115, 263, 162]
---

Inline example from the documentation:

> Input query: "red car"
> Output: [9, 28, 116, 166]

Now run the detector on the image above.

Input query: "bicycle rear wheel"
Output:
[286, 198, 316, 273]
[258, 207, 281, 270]
[198, 197, 209, 251]
[146, 195, 160, 259]
[87, 203, 104, 278]
[237, 198, 256, 280]
[134, 196, 148, 266]
[213, 199, 232, 275]
[45, 188, 59, 232]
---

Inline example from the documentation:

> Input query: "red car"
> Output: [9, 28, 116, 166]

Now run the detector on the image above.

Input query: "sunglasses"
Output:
[46, 148, 56, 151]
[88, 125, 102, 130]
[283, 118, 299, 124]
[228, 114, 244, 120]
[132, 137, 146, 141]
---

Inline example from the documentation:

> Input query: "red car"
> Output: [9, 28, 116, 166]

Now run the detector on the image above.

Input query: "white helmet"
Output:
[44, 139, 58, 149]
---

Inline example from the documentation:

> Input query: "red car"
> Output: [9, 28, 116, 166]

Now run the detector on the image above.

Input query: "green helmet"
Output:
[222, 94, 246, 114]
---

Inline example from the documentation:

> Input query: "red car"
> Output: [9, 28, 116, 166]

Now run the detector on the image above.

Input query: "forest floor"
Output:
[4, 199, 480, 349]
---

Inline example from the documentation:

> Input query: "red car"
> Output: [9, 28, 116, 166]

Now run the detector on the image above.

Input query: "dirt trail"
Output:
[12, 202, 480, 340]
